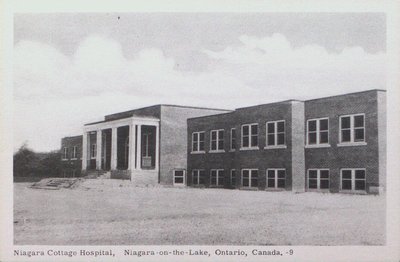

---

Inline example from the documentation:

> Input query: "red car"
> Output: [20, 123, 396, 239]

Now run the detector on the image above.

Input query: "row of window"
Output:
[62, 146, 79, 160]
[191, 113, 365, 152]
[184, 168, 366, 191]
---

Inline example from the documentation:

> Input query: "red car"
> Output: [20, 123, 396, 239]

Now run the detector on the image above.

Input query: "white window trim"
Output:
[191, 131, 205, 153]
[230, 169, 236, 187]
[338, 113, 366, 146]
[340, 168, 367, 193]
[307, 169, 330, 191]
[62, 147, 68, 161]
[265, 120, 286, 148]
[210, 169, 224, 187]
[306, 117, 330, 147]
[210, 129, 225, 152]
[192, 169, 205, 186]
[240, 123, 259, 150]
[241, 169, 258, 188]
[230, 128, 236, 151]
[173, 169, 186, 186]
[71, 146, 78, 160]
[266, 168, 286, 189]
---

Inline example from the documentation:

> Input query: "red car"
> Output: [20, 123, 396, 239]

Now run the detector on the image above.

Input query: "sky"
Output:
[13, 13, 386, 152]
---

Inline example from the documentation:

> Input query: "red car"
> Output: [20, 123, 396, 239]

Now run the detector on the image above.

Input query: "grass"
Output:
[14, 179, 385, 245]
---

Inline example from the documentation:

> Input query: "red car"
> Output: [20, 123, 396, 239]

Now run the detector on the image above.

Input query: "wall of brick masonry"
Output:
[304, 90, 385, 193]
[60, 135, 83, 177]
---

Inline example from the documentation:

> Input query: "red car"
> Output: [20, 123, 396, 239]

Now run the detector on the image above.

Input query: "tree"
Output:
[13, 143, 40, 177]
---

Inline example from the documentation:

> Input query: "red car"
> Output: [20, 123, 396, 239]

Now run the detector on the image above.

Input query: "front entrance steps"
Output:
[84, 170, 108, 179]
[30, 178, 80, 190]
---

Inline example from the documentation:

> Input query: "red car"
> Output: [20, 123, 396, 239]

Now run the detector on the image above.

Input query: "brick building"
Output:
[186, 89, 386, 194]
[60, 89, 386, 194]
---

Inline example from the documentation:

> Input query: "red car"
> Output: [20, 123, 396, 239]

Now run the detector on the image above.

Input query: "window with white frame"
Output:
[266, 120, 285, 146]
[192, 170, 205, 185]
[341, 169, 366, 191]
[307, 118, 329, 145]
[267, 169, 286, 189]
[174, 170, 186, 185]
[71, 146, 78, 159]
[62, 147, 68, 160]
[242, 169, 258, 188]
[230, 128, 236, 150]
[90, 144, 96, 159]
[230, 169, 236, 187]
[340, 114, 365, 143]
[192, 132, 205, 152]
[210, 169, 224, 187]
[308, 169, 330, 190]
[241, 124, 258, 149]
[210, 129, 224, 151]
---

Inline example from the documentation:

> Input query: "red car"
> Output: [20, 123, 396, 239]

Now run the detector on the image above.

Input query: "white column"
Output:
[96, 130, 102, 170]
[136, 124, 142, 170]
[111, 127, 118, 170]
[155, 124, 159, 172]
[82, 131, 88, 170]
[129, 123, 136, 170]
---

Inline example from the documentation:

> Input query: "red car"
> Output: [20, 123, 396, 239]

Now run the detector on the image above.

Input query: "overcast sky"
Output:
[14, 13, 386, 152]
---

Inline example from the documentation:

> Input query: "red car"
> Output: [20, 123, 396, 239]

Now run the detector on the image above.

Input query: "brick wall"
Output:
[60, 135, 83, 177]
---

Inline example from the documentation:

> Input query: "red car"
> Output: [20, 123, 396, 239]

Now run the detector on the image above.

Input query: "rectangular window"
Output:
[339, 114, 365, 143]
[341, 169, 366, 191]
[307, 169, 330, 190]
[241, 169, 258, 188]
[210, 130, 224, 151]
[71, 146, 78, 159]
[174, 170, 186, 185]
[192, 170, 205, 185]
[192, 132, 205, 152]
[62, 147, 68, 160]
[90, 144, 96, 159]
[266, 120, 285, 146]
[230, 169, 236, 187]
[267, 169, 286, 189]
[210, 169, 224, 187]
[307, 118, 329, 145]
[241, 124, 258, 149]
[230, 128, 236, 150]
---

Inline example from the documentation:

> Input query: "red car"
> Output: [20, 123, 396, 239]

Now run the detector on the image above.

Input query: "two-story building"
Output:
[186, 89, 386, 194]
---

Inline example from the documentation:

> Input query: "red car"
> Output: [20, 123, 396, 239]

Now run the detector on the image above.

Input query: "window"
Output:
[174, 170, 186, 186]
[192, 170, 205, 185]
[307, 118, 329, 145]
[210, 169, 224, 187]
[192, 132, 205, 152]
[62, 147, 68, 160]
[339, 114, 365, 144]
[210, 130, 224, 151]
[230, 128, 236, 150]
[266, 120, 285, 147]
[71, 146, 78, 159]
[308, 169, 330, 190]
[241, 124, 258, 149]
[241, 169, 258, 188]
[267, 169, 286, 189]
[341, 169, 366, 191]
[230, 169, 236, 187]
[90, 144, 96, 159]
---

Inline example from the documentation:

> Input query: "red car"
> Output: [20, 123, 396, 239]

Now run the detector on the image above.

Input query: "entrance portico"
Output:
[82, 116, 159, 180]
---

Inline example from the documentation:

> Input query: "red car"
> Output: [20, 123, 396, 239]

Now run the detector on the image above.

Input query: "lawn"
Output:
[14, 179, 385, 245]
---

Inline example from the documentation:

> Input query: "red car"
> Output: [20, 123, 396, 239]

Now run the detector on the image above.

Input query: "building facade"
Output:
[60, 90, 386, 194]
[186, 90, 386, 194]
[60, 105, 230, 184]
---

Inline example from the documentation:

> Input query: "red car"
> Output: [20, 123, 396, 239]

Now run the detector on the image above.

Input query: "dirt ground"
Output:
[14, 179, 385, 245]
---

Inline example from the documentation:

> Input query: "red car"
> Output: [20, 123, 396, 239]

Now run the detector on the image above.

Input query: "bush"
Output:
[13, 144, 62, 177]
